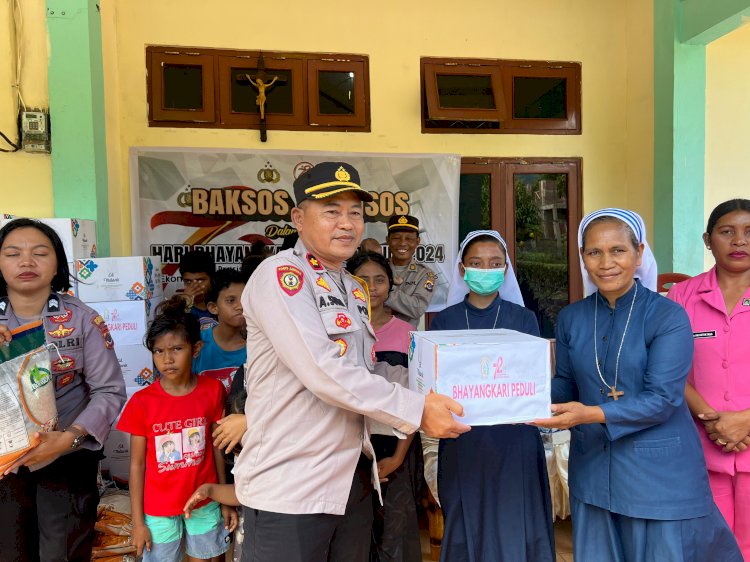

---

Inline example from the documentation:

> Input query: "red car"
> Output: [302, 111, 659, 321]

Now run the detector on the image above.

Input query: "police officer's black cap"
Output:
[293, 162, 373, 205]
[387, 214, 419, 233]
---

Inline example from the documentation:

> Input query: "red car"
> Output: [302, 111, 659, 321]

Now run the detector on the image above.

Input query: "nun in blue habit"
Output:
[430, 230, 555, 562]
[533, 209, 741, 561]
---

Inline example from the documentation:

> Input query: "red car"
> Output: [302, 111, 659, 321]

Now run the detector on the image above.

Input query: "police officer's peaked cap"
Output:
[293, 162, 373, 205]
[387, 214, 419, 233]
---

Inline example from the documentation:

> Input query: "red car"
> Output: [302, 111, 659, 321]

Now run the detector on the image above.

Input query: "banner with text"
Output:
[130, 148, 460, 311]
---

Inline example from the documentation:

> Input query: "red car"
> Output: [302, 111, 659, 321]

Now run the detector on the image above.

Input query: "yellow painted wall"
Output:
[101, 0, 654, 255]
[705, 21, 750, 267]
[0, 0, 53, 217]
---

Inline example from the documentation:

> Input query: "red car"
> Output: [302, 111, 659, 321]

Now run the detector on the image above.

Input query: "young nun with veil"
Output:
[428, 230, 555, 562]
[533, 209, 741, 561]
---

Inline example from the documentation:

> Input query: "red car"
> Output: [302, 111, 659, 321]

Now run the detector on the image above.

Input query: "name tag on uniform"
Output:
[693, 331, 716, 339]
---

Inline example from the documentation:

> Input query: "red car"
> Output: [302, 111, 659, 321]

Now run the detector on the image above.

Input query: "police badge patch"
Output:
[352, 288, 367, 302]
[55, 372, 76, 390]
[48, 324, 75, 339]
[52, 355, 75, 373]
[91, 315, 115, 349]
[335, 313, 352, 329]
[307, 253, 324, 271]
[316, 276, 331, 292]
[334, 338, 348, 356]
[277, 265, 304, 296]
[424, 272, 437, 292]
[50, 310, 73, 323]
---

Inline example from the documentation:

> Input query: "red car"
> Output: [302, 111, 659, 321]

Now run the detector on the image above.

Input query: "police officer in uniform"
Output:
[385, 215, 437, 327]
[235, 162, 469, 562]
[0, 218, 126, 562]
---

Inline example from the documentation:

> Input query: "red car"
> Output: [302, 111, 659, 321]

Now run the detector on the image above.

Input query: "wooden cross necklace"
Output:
[593, 282, 637, 400]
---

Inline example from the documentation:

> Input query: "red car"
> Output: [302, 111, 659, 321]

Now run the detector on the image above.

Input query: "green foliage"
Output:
[517, 249, 566, 264]
[480, 175, 490, 230]
[515, 180, 542, 241]
[517, 258, 568, 327]
[540, 173, 568, 199]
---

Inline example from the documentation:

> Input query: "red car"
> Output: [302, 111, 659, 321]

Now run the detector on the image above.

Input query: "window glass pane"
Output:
[437, 74, 495, 109]
[163, 64, 203, 110]
[512, 77, 566, 119]
[458, 174, 491, 242]
[514, 173, 568, 337]
[318, 71, 355, 115]
[231, 68, 294, 114]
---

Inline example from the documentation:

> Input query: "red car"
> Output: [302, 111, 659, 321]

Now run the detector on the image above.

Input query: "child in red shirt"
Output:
[118, 297, 237, 561]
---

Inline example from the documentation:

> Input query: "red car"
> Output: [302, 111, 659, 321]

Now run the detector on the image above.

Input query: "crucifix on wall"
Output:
[237, 53, 287, 142]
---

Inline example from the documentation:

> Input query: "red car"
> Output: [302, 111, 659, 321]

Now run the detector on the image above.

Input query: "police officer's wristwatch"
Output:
[64, 425, 87, 449]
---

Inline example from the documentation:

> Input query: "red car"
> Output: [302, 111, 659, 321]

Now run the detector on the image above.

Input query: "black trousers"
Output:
[242, 455, 374, 562]
[0, 449, 101, 562]
[370, 437, 422, 562]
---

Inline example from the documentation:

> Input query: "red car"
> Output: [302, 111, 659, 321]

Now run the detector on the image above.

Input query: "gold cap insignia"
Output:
[398, 216, 408, 225]
[335, 166, 351, 182]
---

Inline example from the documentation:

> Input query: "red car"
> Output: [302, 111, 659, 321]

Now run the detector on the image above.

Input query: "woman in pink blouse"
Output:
[346, 251, 421, 562]
[668, 198, 750, 559]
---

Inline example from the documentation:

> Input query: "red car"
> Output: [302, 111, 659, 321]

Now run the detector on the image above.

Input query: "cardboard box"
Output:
[76, 256, 163, 303]
[94, 298, 161, 347]
[116, 343, 156, 389]
[0, 217, 97, 262]
[101, 428, 131, 483]
[409, 329, 551, 425]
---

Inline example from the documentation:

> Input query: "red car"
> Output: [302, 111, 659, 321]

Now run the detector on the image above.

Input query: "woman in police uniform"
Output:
[0, 218, 126, 562]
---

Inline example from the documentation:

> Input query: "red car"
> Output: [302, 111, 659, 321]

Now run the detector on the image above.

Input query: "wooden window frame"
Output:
[218, 56, 306, 128]
[423, 62, 506, 122]
[307, 59, 369, 128]
[421, 57, 582, 135]
[502, 63, 580, 132]
[460, 157, 584, 302]
[149, 51, 217, 123]
[147, 46, 370, 132]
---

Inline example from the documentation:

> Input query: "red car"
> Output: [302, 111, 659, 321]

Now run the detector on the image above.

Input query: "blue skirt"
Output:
[438, 425, 555, 562]
[571, 497, 742, 562]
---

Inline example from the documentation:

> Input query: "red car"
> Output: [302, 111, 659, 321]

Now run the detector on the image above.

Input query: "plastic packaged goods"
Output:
[0, 321, 57, 473]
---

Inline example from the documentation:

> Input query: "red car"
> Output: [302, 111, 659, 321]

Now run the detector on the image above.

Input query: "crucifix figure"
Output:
[237, 53, 287, 142]
[245, 75, 279, 121]
[608, 386, 624, 400]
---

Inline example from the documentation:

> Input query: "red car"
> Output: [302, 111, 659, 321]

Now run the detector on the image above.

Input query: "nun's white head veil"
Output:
[446, 230, 525, 307]
[577, 208, 658, 296]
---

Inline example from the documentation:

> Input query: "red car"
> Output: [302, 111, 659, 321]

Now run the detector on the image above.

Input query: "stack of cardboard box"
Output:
[75, 256, 163, 483]
[75, 256, 163, 397]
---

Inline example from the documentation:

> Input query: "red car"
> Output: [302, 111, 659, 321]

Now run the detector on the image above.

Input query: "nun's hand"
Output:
[530, 402, 605, 430]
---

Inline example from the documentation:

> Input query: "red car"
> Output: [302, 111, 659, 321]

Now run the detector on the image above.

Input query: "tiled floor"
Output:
[419, 517, 574, 562]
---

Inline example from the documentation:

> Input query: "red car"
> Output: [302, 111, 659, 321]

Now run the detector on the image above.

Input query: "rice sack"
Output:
[0, 321, 58, 473]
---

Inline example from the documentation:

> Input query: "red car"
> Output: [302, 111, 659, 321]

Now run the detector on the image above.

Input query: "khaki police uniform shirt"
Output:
[234, 241, 425, 515]
[385, 261, 436, 327]
[0, 294, 126, 455]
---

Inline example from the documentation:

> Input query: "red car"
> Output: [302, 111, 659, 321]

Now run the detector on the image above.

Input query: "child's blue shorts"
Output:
[142, 501, 230, 562]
